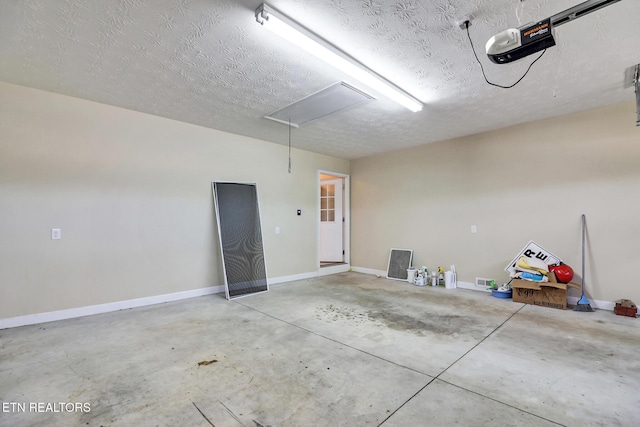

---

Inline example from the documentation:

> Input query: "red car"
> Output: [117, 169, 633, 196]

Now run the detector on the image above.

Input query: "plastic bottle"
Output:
[422, 266, 429, 278]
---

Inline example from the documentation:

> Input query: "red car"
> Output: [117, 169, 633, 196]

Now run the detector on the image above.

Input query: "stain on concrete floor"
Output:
[314, 303, 467, 336]
[367, 311, 465, 336]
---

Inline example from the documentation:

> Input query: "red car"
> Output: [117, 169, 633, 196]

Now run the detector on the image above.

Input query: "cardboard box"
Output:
[512, 272, 580, 310]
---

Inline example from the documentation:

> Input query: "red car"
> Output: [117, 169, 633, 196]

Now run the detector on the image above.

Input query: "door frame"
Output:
[317, 170, 350, 276]
[319, 177, 344, 262]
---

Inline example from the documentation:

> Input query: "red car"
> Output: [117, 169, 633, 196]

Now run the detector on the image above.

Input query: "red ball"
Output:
[549, 262, 574, 283]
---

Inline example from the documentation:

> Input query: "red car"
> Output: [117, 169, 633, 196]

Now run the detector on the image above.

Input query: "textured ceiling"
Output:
[0, 0, 638, 159]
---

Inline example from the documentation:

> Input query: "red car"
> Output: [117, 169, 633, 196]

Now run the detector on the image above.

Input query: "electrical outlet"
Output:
[51, 228, 61, 240]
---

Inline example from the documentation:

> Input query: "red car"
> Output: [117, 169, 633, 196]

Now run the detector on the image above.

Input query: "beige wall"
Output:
[351, 101, 640, 304]
[0, 82, 349, 318]
[2, 79, 637, 319]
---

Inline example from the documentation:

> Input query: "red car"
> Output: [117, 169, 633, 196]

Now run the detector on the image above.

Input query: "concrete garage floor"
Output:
[1, 272, 639, 426]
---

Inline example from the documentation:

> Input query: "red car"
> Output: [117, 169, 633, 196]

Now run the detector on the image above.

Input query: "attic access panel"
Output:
[264, 81, 374, 127]
[387, 248, 413, 281]
[212, 182, 268, 299]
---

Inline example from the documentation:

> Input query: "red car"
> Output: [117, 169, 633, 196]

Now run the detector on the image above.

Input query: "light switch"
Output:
[51, 228, 61, 240]
[275, 227, 280, 234]
[471, 225, 477, 234]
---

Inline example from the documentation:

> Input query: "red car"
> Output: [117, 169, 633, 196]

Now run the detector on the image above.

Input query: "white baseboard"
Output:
[0, 269, 346, 330]
[350, 266, 387, 277]
[2, 271, 616, 330]
[567, 296, 614, 311]
[456, 281, 492, 292]
[0, 285, 225, 330]
[457, 281, 614, 310]
[352, 271, 616, 311]
[318, 264, 351, 276]
[268, 271, 319, 284]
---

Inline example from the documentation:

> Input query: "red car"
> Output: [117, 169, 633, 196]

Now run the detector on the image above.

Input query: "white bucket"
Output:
[445, 271, 456, 289]
[407, 268, 417, 284]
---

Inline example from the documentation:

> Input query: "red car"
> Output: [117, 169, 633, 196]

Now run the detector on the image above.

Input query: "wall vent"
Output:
[475, 277, 495, 289]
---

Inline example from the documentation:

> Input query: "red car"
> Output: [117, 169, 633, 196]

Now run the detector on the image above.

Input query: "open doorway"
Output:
[318, 171, 350, 275]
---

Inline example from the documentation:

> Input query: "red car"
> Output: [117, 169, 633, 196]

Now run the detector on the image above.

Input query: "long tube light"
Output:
[255, 3, 423, 112]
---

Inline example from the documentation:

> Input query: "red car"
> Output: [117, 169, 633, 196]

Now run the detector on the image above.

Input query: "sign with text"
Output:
[505, 240, 563, 275]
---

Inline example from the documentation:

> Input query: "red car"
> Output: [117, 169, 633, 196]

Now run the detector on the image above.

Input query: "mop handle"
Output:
[581, 214, 586, 295]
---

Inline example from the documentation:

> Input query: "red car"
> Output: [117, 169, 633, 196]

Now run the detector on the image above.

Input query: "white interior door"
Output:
[319, 178, 343, 262]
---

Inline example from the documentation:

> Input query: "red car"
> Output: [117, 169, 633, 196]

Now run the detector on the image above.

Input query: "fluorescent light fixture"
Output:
[255, 3, 423, 112]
